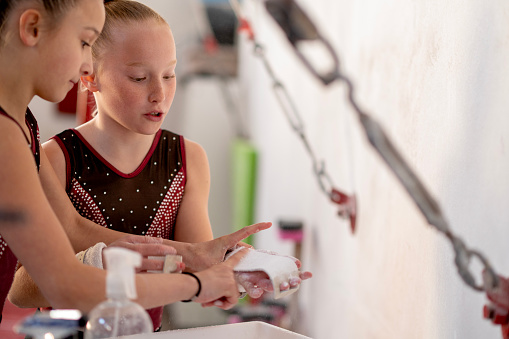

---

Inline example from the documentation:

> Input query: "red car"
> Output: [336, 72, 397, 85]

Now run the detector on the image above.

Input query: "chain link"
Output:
[451, 235, 499, 291]
[248, 28, 341, 200]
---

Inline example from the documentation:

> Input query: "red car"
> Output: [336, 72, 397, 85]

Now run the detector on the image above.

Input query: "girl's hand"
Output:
[191, 248, 249, 310]
[106, 235, 177, 272]
[184, 222, 272, 272]
[235, 270, 313, 299]
[229, 249, 313, 299]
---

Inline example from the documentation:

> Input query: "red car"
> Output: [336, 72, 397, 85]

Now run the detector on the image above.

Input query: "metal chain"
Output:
[231, 0, 498, 293]
[332, 24, 498, 293]
[232, 1, 357, 233]
[258, 44, 335, 195]
[242, 21, 341, 199]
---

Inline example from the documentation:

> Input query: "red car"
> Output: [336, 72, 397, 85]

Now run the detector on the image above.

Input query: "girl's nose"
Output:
[80, 51, 93, 76]
[149, 80, 165, 103]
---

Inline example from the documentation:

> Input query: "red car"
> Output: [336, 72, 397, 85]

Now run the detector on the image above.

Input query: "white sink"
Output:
[119, 321, 312, 338]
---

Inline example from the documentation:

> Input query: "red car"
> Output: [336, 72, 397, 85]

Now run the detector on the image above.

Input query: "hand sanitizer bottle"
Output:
[85, 247, 153, 338]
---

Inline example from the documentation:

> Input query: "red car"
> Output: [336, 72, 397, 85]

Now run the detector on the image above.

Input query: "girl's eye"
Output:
[82, 41, 90, 49]
[130, 77, 146, 82]
[163, 75, 176, 80]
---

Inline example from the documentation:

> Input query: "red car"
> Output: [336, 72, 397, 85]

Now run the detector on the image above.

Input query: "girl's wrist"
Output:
[180, 242, 196, 270]
[181, 272, 201, 302]
[76, 242, 106, 269]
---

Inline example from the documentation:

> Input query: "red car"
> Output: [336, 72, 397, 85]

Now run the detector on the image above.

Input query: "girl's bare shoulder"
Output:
[182, 137, 208, 164]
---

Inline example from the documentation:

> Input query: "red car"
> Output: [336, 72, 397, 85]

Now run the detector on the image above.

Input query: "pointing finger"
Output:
[221, 222, 272, 250]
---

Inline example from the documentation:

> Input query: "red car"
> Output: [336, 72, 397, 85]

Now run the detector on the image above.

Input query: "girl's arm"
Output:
[8, 223, 270, 308]
[173, 138, 214, 243]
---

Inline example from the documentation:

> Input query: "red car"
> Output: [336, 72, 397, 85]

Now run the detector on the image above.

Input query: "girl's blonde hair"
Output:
[0, 0, 81, 47]
[93, 0, 168, 64]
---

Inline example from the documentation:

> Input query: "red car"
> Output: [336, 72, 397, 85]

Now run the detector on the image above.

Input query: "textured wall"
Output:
[237, 0, 509, 338]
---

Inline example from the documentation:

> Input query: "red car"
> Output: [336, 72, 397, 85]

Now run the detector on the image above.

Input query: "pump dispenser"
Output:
[85, 247, 153, 338]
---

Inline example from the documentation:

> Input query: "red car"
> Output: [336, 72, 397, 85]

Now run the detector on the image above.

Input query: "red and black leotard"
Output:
[52, 128, 187, 330]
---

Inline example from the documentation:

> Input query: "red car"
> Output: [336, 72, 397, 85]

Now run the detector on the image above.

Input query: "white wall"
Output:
[237, 0, 509, 338]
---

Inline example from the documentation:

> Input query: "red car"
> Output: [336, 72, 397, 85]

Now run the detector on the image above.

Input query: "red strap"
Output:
[330, 188, 357, 233]
[484, 275, 509, 338]
[238, 18, 255, 41]
[203, 35, 219, 54]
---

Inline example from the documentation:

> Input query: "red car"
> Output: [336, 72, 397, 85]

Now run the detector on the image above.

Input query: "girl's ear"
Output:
[81, 75, 100, 92]
[19, 9, 42, 47]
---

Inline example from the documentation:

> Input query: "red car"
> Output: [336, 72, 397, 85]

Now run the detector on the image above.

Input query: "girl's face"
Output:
[94, 21, 177, 136]
[35, 0, 105, 102]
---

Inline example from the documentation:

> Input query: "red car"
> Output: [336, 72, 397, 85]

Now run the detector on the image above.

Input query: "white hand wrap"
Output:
[225, 247, 300, 299]
[76, 242, 107, 269]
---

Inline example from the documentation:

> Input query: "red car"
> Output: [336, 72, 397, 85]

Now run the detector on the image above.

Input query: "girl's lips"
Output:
[144, 112, 164, 122]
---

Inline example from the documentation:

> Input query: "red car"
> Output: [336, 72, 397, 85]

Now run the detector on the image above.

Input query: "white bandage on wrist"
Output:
[75, 242, 107, 269]
[225, 248, 300, 299]
[147, 254, 183, 274]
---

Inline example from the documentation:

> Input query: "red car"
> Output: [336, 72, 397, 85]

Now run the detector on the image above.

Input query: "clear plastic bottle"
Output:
[85, 247, 153, 338]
